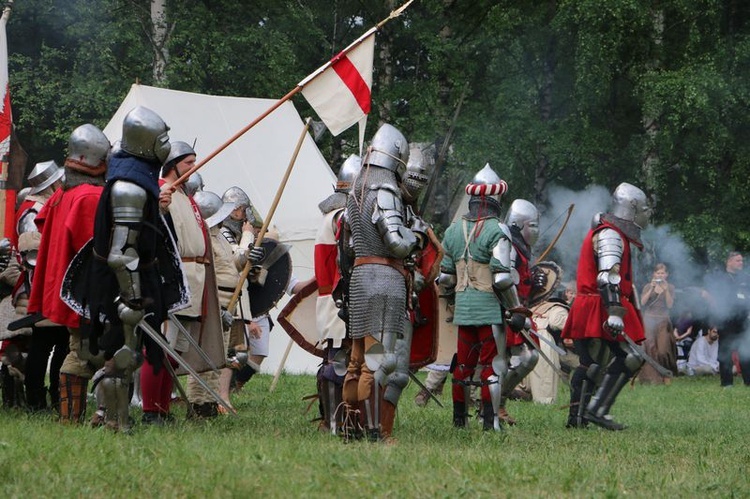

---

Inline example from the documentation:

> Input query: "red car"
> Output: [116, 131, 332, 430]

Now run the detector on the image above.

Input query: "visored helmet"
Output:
[366, 124, 409, 180]
[194, 190, 234, 228]
[611, 182, 651, 228]
[28, 160, 64, 195]
[505, 199, 540, 247]
[402, 146, 432, 203]
[121, 106, 171, 163]
[68, 124, 111, 169]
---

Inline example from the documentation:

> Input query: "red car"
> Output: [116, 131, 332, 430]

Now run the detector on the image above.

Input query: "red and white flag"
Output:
[0, 6, 15, 240]
[300, 28, 375, 139]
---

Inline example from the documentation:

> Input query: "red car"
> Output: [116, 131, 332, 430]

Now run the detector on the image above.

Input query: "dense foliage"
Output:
[6, 0, 750, 261]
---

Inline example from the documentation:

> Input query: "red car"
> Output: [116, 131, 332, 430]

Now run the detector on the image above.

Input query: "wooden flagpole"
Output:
[225, 118, 311, 316]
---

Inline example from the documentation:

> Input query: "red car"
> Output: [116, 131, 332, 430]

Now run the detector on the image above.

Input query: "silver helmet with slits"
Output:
[121, 106, 171, 163]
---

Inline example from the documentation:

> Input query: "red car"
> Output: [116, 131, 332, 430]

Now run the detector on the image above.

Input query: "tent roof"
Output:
[103, 84, 336, 243]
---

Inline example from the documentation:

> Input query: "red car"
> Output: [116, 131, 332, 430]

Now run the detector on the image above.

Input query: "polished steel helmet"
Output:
[222, 186, 251, 210]
[611, 182, 651, 228]
[465, 163, 508, 217]
[163, 141, 196, 169]
[505, 199, 540, 247]
[68, 124, 111, 168]
[470, 163, 503, 187]
[366, 124, 409, 180]
[335, 154, 362, 193]
[121, 106, 171, 163]
[402, 146, 432, 203]
[193, 190, 234, 228]
[183, 172, 204, 198]
[28, 160, 64, 195]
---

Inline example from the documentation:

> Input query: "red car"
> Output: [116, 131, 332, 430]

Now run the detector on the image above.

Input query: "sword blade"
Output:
[408, 371, 444, 408]
[168, 312, 220, 373]
[527, 328, 567, 356]
[136, 319, 236, 416]
[620, 331, 673, 378]
[518, 328, 570, 386]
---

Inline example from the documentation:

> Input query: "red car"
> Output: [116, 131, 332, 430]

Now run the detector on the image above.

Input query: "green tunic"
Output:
[440, 217, 510, 326]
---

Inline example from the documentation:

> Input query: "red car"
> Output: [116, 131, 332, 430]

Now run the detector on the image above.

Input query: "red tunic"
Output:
[505, 245, 534, 347]
[27, 184, 103, 328]
[313, 212, 340, 297]
[561, 222, 644, 342]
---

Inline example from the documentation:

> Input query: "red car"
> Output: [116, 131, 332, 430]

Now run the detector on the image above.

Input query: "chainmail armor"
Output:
[63, 169, 105, 190]
[464, 197, 501, 221]
[318, 192, 348, 215]
[347, 166, 407, 340]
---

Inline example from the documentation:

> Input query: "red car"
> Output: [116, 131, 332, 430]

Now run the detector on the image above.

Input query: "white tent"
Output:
[104, 84, 334, 375]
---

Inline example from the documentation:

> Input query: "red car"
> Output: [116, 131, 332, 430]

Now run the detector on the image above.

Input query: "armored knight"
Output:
[499, 199, 543, 424]
[27, 123, 110, 423]
[219, 185, 265, 387]
[314, 154, 360, 434]
[72, 107, 185, 431]
[562, 182, 650, 430]
[437, 164, 530, 431]
[15, 160, 68, 412]
[342, 123, 423, 441]
[193, 190, 241, 413]
[373, 145, 436, 442]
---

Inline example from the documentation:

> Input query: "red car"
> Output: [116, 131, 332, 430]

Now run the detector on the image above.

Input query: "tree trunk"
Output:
[641, 7, 664, 196]
[534, 34, 555, 208]
[151, 0, 170, 86]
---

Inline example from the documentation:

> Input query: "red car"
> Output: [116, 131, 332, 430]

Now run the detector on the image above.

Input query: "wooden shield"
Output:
[247, 238, 293, 318]
[277, 279, 325, 358]
[527, 260, 563, 308]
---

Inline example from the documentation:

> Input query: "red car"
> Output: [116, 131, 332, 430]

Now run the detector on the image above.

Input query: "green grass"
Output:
[0, 374, 748, 498]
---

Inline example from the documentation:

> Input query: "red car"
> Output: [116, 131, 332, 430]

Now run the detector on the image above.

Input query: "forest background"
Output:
[6, 0, 750, 275]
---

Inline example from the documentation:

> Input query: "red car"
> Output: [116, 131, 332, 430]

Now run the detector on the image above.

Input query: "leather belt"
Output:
[318, 284, 333, 295]
[182, 256, 210, 265]
[354, 256, 408, 278]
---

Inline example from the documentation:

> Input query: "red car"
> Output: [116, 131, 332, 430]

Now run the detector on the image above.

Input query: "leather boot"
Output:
[453, 401, 467, 428]
[59, 373, 89, 424]
[379, 400, 397, 443]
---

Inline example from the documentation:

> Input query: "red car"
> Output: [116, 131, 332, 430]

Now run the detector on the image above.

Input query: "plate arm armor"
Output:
[372, 185, 417, 259]
[437, 271, 456, 300]
[491, 229, 529, 331]
[108, 181, 147, 318]
[595, 228, 625, 334]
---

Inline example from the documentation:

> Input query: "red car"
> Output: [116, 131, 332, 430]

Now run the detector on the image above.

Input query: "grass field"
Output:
[0, 373, 748, 498]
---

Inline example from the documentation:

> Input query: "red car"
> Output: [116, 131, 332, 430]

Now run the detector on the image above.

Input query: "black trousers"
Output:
[24, 325, 69, 410]
[718, 330, 750, 386]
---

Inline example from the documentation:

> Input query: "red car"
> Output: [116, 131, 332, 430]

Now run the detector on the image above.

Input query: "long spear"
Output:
[171, 0, 414, 188]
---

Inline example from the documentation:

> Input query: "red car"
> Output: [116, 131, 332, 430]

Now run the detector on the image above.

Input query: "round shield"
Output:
[527, 260, 563, 308]
[247, 238, 292, 317]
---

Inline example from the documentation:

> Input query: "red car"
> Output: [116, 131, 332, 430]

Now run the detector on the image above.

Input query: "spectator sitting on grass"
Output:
[687, 326, 719, 376]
